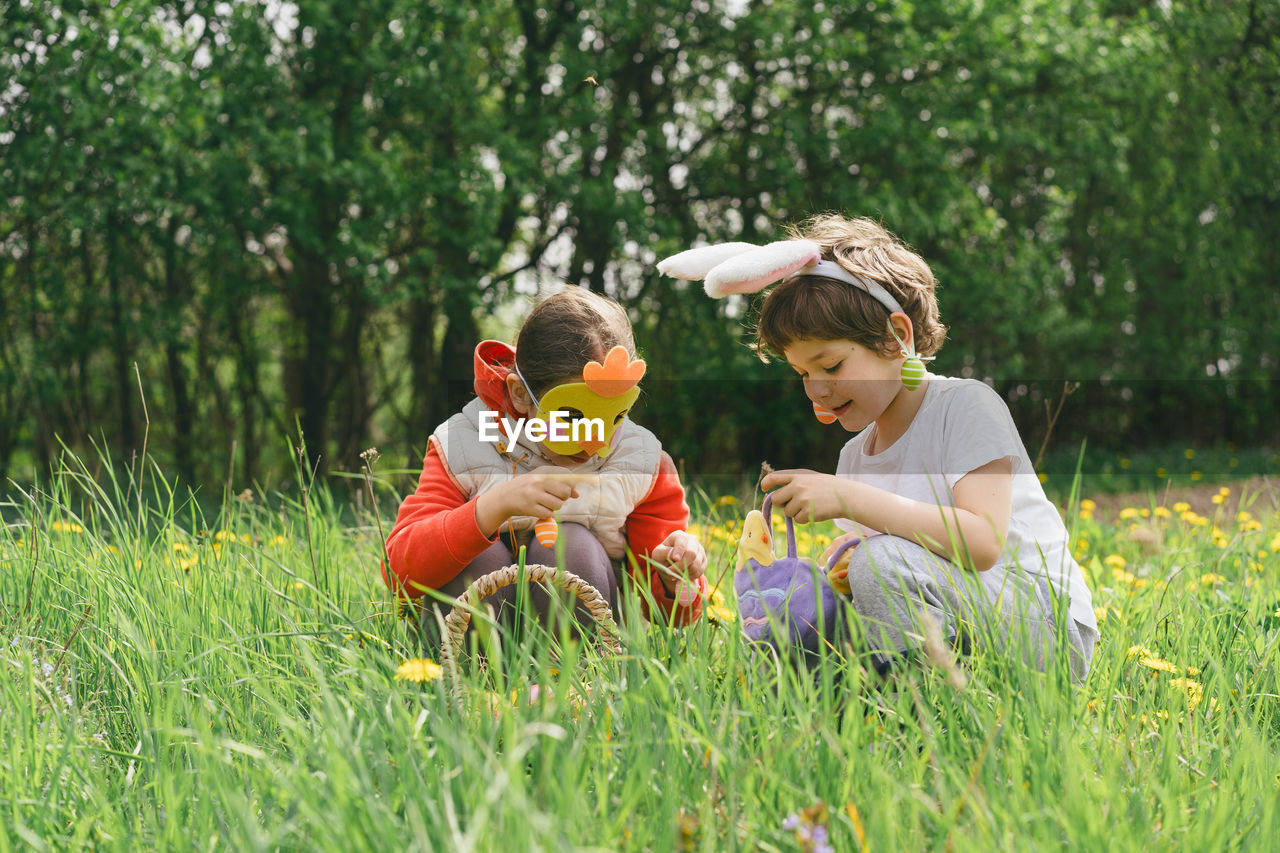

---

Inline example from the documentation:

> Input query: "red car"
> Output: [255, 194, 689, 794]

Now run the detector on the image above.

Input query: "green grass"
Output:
[1037, 442, 1280, 500]
[3, 452, 1279, 851]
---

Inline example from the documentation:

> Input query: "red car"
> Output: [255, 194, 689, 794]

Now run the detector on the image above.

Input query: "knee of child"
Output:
[557, 522, 608, 557]
[845, 535, 919, 596]
[555, 523, 616, 589]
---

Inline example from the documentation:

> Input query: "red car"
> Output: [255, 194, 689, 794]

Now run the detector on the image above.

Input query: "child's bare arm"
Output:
[763, 458, 1014, 571]
[474, 469, 592, 537]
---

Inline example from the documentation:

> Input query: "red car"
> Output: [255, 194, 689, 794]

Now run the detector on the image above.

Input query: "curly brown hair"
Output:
[754, 214, 946, 360]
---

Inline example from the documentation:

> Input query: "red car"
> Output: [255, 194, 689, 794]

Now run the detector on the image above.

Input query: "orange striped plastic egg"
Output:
[534, 518, 559, 547]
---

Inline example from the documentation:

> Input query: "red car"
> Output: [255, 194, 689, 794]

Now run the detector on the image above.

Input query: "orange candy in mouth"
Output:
[813, 402, 838, 424]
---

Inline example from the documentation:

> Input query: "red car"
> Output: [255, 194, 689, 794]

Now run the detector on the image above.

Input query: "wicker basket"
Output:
[437, 562, 621, 708]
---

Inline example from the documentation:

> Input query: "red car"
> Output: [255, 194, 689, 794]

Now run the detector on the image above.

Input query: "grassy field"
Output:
[2, 453, 1278, 851]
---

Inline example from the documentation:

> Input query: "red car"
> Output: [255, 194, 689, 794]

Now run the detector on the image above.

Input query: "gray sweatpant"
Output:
[842, 534, 1097, 681]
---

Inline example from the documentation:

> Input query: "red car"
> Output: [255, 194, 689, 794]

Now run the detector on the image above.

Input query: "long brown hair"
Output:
[514, 287, 636, 396]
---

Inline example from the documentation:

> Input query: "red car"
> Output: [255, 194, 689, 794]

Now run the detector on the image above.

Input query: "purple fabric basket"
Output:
[734, 494, 860, 657]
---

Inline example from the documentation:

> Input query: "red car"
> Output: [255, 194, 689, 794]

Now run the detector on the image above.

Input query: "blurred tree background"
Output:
[2, 0, 1277, 492]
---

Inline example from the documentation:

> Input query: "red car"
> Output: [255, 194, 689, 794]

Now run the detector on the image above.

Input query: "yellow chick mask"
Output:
[512, 345, 645, 458]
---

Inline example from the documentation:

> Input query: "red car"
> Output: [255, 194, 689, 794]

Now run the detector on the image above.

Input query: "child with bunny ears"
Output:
[659, 214, 1098, 680]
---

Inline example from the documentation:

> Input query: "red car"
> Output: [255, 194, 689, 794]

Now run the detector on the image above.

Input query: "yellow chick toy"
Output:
[736, 509, 775, 572]
[826, 548, 853, 595]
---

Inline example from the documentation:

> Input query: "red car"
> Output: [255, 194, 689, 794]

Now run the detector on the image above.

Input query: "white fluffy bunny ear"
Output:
[656, 242, 758, 281]
[703, 240, 822, 298]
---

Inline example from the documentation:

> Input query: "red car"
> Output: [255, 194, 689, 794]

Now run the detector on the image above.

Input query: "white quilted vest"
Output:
[432, 398, 663, 559]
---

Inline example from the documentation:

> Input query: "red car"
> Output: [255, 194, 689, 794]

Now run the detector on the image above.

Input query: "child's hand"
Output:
[475, 467, 587, 535]
[649, 530, 707, 606]
[761, 468, 852, 524]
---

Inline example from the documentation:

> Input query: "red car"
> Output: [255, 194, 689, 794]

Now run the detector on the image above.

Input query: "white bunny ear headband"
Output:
[656, 239, 933, 401]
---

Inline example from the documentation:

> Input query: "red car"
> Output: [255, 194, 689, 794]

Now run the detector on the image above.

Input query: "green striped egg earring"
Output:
[887, 314, 933, 391]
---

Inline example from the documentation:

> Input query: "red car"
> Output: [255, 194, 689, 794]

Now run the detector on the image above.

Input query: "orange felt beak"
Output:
[578, 438, 607, 456]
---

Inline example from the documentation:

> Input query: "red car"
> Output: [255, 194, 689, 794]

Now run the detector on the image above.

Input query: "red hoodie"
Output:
[384, 341, 704, 625]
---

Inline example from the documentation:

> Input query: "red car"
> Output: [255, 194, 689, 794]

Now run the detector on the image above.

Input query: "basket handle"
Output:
[437, 563, 621, 709]
[824, 533, 862, 571]
[760, 492, 798, 558]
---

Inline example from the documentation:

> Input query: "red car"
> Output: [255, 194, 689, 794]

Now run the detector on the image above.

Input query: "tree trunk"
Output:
[163, 216, 195, 486]
[104, 220, 137, 455]
[406, 287, 439, 466]
[440, 287, 479, 422]
[283, 256, 334, 477]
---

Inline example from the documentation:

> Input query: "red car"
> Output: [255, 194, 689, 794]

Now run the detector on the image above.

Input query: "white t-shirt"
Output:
[834, 375, 1098, 635]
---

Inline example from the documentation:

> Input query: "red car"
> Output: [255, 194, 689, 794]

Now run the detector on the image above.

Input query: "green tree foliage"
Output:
[1, 0, 1276, 488]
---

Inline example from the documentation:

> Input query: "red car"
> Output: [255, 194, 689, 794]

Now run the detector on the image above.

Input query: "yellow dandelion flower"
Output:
[1126, 644, 1153, 659]
[1094, 605, 1115, 622]
[172, 542, 191, 555]
[269, 535, 287, 547]
[1183, 448, 1196, 460]
[1138, 710, 1168, 731]
[1168, 678, 1204, 711]
[1211, 493, 1226, 505]
[1218, 486, 1230, 496]
[394, 658, 442, 682]
[1211, 528, 1229, 548]
[1173, 501, 1190, 513]
[1119, 508, 1139, 520]
[716, 495, 739, 507]
[1138, 655, 1178, 673]
[51, 520, 84, 534]
[1104, 554, 1127, 570]
[1199, 572, 1225, 585]
[1080, 510, 1094, 521]
[1239, 519, 1261, 533]
[706, 601, 737, 623]
[1271, 532, 1280, 553]
[1119, 457, 1131, 469]
[1080, 499, 1097, 513]
[1190, 470, 1202, 482]
[1153, 506, 1171, 519]
[345, 630, 389, 649]
[1156, 468, 1168, 479]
